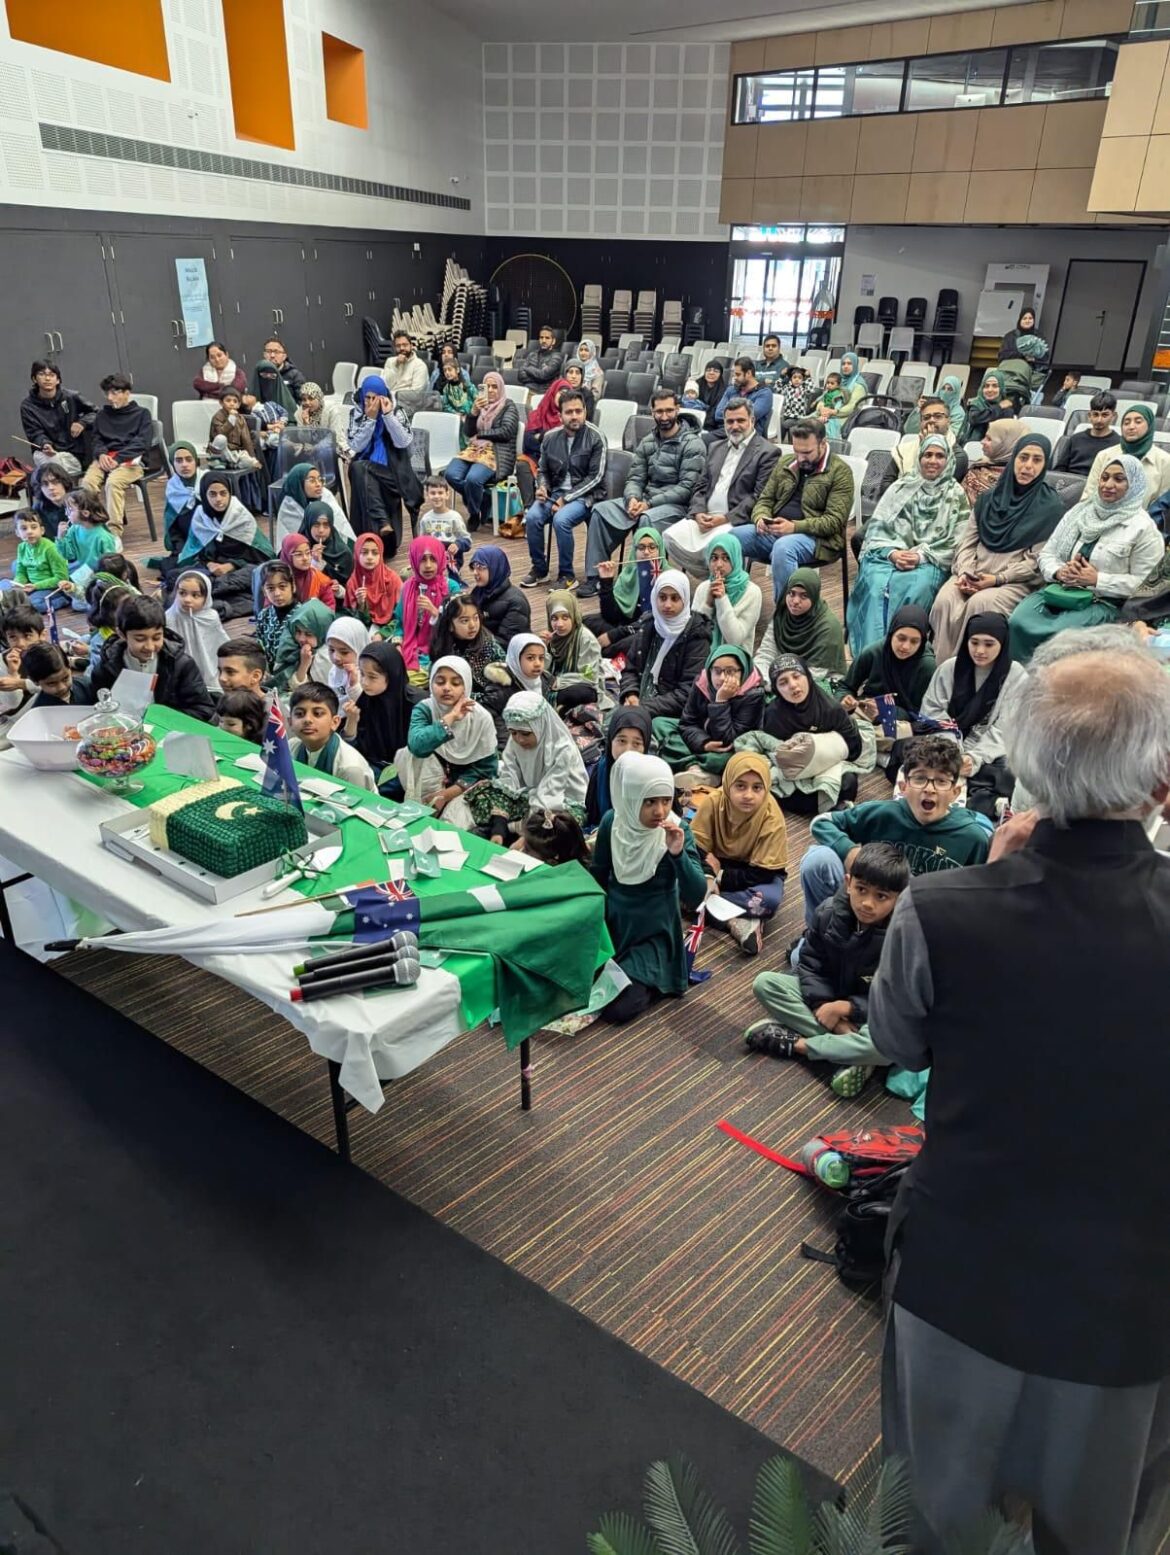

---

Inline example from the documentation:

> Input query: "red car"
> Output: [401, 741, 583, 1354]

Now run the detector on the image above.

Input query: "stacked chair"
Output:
[683, 305, 706, 345]
[634, 290, 657, 340]
[609, 289, 633, 346]
[580, 284, 604, 342]
[438, 258, 488, 349]
[929, 290, 960, 366]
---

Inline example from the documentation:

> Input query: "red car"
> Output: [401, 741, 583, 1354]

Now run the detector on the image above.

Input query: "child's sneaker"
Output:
[728, 916, 763, 956]
[831, 1064, 873, 1099]
[743, 1020, 801, 1058]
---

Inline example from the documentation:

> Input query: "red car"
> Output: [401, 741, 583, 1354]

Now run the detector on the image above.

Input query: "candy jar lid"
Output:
[78, 688, 143, 740]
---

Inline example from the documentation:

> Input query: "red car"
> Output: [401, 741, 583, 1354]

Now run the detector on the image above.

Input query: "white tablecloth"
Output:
[0, 750, 465, 1111]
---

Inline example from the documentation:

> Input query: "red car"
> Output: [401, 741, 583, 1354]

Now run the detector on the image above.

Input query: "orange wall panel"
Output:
[323, 34, 368, 130]
[221, 0, 295, 150]
[5, 0, 170, 80]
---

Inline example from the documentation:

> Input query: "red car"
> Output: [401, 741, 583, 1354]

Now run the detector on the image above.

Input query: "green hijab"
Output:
[1121, 404, 1156, 460]
[273, 596, 335, 682]
[769, 565, 847, 675]
[704, 528, 751, 608]
[613, 525, 665, 616]
[974, 433, 1064, 553]
[282, 462, 318, 511]
[969, 370, 1008, 419]
[298, 499, 353, 576]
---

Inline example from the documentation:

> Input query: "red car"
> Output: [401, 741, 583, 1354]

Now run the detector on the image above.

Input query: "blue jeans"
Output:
[525, 497, 590, 577]
[721, 877, 786, 919]
[0, 580, 60, 614]
[799, 845, 845, 925]
[730, 523, 816, 601]
[446, 458, 495, 526]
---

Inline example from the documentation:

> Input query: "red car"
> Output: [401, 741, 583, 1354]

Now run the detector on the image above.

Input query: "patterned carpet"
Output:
[41, 476, 909, 1486]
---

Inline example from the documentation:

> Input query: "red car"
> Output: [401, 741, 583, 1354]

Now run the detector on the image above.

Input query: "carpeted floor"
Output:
[3, 942, 840, 1554]
[18, 472, 905, 1487]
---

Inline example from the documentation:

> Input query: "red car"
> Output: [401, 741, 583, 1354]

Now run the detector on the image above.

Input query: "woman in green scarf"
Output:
[592, 524, 665, 654]
[1084, 403, 1170, 512]
[162, 440, 200, 557]
[758, 565, 847, 679]
[298, 499, 354, 589]
[847, 433, 970, 651]
[692, 529, 762, 650]
[964, 369, 1013, 442]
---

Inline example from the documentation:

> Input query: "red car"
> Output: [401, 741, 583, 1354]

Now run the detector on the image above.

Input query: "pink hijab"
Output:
[399, 534, 449, 669]
[476, 371, 509, 432]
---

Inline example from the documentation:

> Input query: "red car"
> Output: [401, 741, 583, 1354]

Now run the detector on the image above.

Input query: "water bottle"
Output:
[796, 1139, 851, 1189]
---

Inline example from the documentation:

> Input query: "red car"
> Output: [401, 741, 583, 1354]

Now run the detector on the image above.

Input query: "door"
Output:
[224, 235, 313, 379]
[105, 232, 221, 434]
[308, 240, 372, 369]
[1052, 259, 1146, 371]
[729, 252, 843, 350]
[0, 231, 119, 460]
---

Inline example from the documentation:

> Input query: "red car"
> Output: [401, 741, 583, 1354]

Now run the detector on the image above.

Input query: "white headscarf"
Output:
[426, 654, 498, 763]
[576, 339, 602, 387]
[609, 752, 677, 885]
[164, 569, 228, 690]
[505, 632, 546, 690]
[1073, 452, 1150, 544]
[324, 616, 370, 697]
[499, 691, 588, 811]
[649, 568, 692, 682]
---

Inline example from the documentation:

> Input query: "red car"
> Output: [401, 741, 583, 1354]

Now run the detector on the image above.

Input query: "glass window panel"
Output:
[905, 49, 1008, 112]
[748, 69, 816, 122]
[805, 226, 846, 243]
[844, 59, 904, 115]
[1003, 39, 1118, 105]
[813, 67, 845, 119]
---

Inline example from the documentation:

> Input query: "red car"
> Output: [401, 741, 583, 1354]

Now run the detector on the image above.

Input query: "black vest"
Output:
[893, 819, 1170, 1386]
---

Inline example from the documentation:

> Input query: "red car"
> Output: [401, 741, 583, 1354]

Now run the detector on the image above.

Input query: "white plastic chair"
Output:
[847, 426, 899, 457]
[356, 366, 384, 390]
[596, 398, 638, 451]
[766, 402, 785, 441]
[796, 352, 827, 384]
[656, 337, 681, 356]
[504, 329, 528, 348]
[133, 393, 158, 420]
[904, 361, 937, 394]
[492, 340, 517, 367]
[170, 399, 217, 448]
[1078, 375, 1113, 393]
[504, 384, 529, 408]
[842, 453, 869, 527]
[618, 333, 644, 354]
[1065, 393, 1143, 427]
[1020, 413, 1061, 441]
[887, 326, 915, 358]
[856, 322, 883, 355]
[964, 440, 985, 466]
[331, 362, 357, 398]
[412, 411, 463, 474]
[938, 363, 970, 398]
[864, 359, 895, 395]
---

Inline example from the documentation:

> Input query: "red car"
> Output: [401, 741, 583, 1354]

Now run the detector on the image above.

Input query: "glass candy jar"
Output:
[76, 689, 157, 795]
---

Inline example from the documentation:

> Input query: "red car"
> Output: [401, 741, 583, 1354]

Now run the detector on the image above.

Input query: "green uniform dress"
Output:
[589, 812, 707, 995]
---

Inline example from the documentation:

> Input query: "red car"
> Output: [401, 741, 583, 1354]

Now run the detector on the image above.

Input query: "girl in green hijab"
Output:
[298, 500, 354, 588]
[594, 526, 665, 654]
[1084, 403, 1170, 514]
[965, 370, 1011, 442]
[272, 597, 335, 692]
[760, 565, 847, 678]
[692, 528, 762, 650]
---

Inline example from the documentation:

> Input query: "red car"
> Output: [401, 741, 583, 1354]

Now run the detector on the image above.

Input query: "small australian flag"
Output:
[260, 696, 304, 812]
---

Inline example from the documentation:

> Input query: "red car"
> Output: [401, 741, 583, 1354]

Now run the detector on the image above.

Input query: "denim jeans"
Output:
[799, 844, 845, 925]
[525, 497, 590, 577]
[730, 523, 816, 601]
[721, 877, 786, 919]
[585, 498, 688, 579]
[446, 458, 495, 526]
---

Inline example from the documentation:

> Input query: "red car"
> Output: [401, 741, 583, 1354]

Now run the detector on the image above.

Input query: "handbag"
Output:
[1040, 582, 1095, 611]
[492, 477, 524, 536]
[468, 439, 497, 471]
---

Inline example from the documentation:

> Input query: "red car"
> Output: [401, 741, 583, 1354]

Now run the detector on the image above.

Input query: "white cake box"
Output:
[7, 705, 85, 771]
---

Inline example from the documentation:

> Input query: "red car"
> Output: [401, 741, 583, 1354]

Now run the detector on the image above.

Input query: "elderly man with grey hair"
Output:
[870, 635, 1170, 1555]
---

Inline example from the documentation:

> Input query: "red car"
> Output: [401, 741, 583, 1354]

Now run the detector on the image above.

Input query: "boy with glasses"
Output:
[798, 734, 989, 923]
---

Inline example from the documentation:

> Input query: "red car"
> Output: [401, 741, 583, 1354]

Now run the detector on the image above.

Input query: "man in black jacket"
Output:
[1051, 389, 1121, 476]
[516, 325, 564, 389]
[20, 360, 96, 471]
[79, 373, 153, 537]
[871, 643, 1170, 1555]
[521, 391, 606, 588]
[662, 397, 780, 572]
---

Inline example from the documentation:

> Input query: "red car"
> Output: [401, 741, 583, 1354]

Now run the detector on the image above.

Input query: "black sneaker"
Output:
[556, 574, 578, 590]
[743, 1020, 801, 1059]
[520, 569, 547, 589]
[576, 579, 599, 600]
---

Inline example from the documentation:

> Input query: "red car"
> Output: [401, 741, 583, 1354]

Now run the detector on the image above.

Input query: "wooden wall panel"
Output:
[912, 110, 978, 174]
[1061, 0, 1132, 36]
[849, 173, 910, 223]
[1038, 100, 1109, 168]
[803, 117, 860, 176]
[855, 114, 918, 175]
[965, 169, 1035, 222]
[867, 18, 931, 59]
[905, 171, 970, 223]
[798, 175, 852, 222]
[991, 0, 1065, 47]
[926, 9, 993, 55]
[718, 179, 754, 224]
[1088, 137, 1147, 212]
[764, 33, 816, 70]
[723, 125, 759, 180]
[1101, 42, 1168, 139]
[1135, 137, 1170, 211]
[750, 177, 803, 222]
[755, 121, 807, 177]
[814, 24, 872, 66]
[972, 105, 1046, 171]
[1027, 166, 1095, 223]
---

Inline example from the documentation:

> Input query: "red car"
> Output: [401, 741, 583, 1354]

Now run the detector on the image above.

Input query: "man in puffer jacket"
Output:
[580, 389, 706, 598]
[515, 325, 565, 388]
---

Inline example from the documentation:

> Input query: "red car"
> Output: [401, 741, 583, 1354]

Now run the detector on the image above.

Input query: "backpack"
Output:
[800, 1164, 910, 1289]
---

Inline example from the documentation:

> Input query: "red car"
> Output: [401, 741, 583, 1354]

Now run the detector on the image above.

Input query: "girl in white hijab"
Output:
[164, 569, 228, 691]
[618, 568, 710, 724]
[576, 338, 604, 393]
[324, 616, 370, 708]
[589, 751, 707, 1024]
[505, 632, 549, 694]
[396, 653, 499, 829]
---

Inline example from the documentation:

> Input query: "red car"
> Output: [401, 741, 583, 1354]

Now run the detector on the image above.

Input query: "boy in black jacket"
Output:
[90, 595, 216, 723]
[80, 372, 153, 537]
[744, 842, 909, 1097]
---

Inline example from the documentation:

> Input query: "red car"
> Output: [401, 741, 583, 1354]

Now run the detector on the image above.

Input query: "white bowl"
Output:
[8, 704, 84, 771]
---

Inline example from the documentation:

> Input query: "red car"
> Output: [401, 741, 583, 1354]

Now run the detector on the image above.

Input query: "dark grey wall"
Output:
[0, 205, 487, 446]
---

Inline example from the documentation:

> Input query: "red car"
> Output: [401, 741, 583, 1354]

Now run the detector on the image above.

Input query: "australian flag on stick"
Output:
[686, 904, 711, 984]
[260, 696, 304, 812]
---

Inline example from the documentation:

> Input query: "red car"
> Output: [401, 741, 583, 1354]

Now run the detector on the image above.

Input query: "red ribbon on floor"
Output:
[716, 1119, 808, 1176]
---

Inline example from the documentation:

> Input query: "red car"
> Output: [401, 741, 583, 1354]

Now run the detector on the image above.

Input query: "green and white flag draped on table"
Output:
[64, 865, 611, 1047]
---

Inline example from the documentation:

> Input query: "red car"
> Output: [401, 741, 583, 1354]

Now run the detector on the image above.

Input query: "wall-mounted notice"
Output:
[176, 258, 214, 348]
[859, 273, 876, 297]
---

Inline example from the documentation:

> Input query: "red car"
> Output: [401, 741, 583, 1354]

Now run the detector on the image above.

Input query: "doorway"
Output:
[729, 251, 842, 350]
[1052, 259, 1146, 372]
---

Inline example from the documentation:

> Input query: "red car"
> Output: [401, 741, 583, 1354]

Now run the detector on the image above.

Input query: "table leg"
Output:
[0, 873, 33, 945]
[519, 1038, 532, 1111]
[326, 1059, 352, 1162]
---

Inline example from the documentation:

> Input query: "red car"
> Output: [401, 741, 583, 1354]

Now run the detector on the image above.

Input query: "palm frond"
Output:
[642, 1456, 743, 1555]
[940, 1510, 1033, 1555]
[812, 1498, 866, 1555]
[588, 1512, 665, 1555]
[858, 1457, 915, 1552]
[748, 1455, 815, 1555]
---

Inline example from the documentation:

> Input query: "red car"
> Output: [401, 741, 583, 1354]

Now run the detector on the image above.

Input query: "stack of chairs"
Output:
[929, 289, 960, 365]
[905, 297, 928, 357]
[634, 290, 657, 340]
[609, 289, 632, 346]
[683, 305, 705, 345]
[438, 258, 488, 349]
[662, 299, 683, 340]
[580, 284, 604, 342]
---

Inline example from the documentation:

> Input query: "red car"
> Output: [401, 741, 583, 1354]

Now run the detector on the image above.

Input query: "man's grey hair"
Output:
[722, 395, 752, 416]
[1007, 640, 1170, 825]
[1029, 622, 1147, 667]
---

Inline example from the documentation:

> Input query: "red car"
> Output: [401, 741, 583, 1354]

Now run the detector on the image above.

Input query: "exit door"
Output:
[1052, 259, 1145, 372]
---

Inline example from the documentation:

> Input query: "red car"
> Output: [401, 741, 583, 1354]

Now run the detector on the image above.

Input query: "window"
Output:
[1004, 38, 1118, 104]
[731, 225, 845, 243]
[905, 49, 1008, 112]
[730, 34, 1119, 124]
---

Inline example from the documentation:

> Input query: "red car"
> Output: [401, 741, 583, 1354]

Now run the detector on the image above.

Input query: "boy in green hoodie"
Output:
[799, 734, 990, 924]
[8, 510, 69, 613]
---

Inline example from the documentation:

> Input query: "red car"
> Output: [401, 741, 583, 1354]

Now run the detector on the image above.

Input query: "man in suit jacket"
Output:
[869, 637, 1170, 1555]
[661, 397, 780, 573]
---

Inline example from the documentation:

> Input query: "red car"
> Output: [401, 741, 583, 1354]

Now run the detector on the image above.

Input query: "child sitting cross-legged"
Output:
[798, 732, 989, 924]
[691, 751, 788, 958]
[287, 680, 376, 791]
[22, 643, 94, 710]
[745, 842, 911, 1098]
[215, 688, 266, 744]
[7, 509, 68, 613]
[513, 807, 590, 866]
[57, 489, 120, 609]
[397, 655, 499, 828]
[91, 594, 217, 723]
